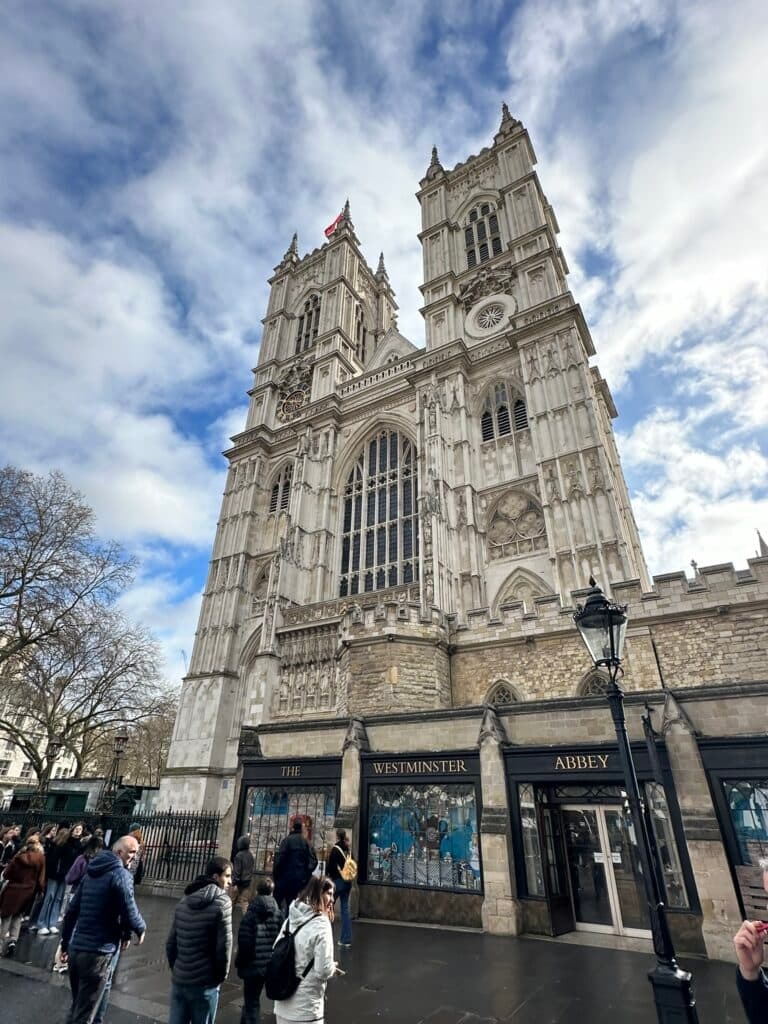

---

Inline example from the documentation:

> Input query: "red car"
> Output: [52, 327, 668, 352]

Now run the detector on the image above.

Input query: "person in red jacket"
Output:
[734, 857, 768, 1023]
[0, 833, 46, 957]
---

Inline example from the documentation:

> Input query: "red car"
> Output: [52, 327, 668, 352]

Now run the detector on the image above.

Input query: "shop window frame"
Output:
[359, 752, 483, 896]
[235, 757, 342, 879]
[504, 741, 699, 915]
[700, 737, 768, 920]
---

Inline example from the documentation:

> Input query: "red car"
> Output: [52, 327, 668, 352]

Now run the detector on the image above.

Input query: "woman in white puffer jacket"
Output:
[273, 875, 338, 1024]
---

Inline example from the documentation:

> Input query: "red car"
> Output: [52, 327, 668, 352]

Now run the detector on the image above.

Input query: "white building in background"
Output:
[0, 705, 78, 809]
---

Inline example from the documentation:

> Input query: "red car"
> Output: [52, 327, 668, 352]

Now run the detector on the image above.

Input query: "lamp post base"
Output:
[649, 959, 699, 1022]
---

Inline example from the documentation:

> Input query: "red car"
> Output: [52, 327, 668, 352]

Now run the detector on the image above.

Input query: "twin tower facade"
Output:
[161, 107, 768, 959]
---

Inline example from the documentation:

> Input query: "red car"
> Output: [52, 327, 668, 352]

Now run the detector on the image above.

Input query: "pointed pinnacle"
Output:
[501, 101, 511, 121]
[376, 252, 387, 276]
[430, 145, 440, 167]
[343, 197, 351, 219]
[288, 232, 298, 254]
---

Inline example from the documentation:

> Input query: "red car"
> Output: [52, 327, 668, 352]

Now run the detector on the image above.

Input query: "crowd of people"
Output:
[6, 812, 768, 1023]
[0, 817, 355, 1024]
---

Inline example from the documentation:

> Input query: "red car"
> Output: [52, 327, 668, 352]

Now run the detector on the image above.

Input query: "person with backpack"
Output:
[231, 836, 255, 910]
[235, 877, 282, 1024]
[273, 820, 317, 915]
[165, 855, 233, 1024]
[325, 829, 355, 948]
[269, 875, 337, 1024]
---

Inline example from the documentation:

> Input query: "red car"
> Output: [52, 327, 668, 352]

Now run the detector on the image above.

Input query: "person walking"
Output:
[235, 877, 282, 1024]
[273, 820, 317, 914]
[734, 856, 768, 1022]
[36, 825, 73, 934]
[0, 831, 45, 957]
[51, 836, 105, 974]
[60, 834, 146, 1024]
[272, 876, 338, 1024]
[166, 855, 233, 1024]
[326, 828, 353, 948]
[28, 823, 58, 930]
[232, 836, 255, 910]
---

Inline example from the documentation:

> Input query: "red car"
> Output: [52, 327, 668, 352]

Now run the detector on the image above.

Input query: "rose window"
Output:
[487, 489, 547, 559]
[476, 303, 505, 330]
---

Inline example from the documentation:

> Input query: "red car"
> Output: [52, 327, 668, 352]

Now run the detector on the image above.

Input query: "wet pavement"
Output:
[0, 893, 748, 1023]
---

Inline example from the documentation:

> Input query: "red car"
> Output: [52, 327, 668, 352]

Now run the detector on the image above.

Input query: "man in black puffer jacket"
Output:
[235, 877, 282, 1024]
[273, 820, 317, 914]
[166, 856, 232, 1024]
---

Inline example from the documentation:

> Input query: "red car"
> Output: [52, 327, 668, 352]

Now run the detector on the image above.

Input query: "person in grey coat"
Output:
[235, 877, 282, 1024]
[166, 856, 233, 1024]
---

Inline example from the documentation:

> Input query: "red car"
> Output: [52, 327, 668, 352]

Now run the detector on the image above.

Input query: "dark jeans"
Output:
[169, 981, 220, 1024]
[241, 975, 265, 1024]
[65, 950, 115, 1024]
[334, 878, 352, 944]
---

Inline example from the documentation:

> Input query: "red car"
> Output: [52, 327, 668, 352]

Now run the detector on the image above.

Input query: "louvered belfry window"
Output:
[339, 430, 419, 597]
[269, 464, 293, 513]
[464, 203, 502, 269]
[295, 293, 321, 354]
[481, 384, 528, 442]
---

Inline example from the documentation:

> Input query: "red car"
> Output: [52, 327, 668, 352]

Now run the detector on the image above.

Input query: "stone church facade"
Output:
[160, 106, 768, 961]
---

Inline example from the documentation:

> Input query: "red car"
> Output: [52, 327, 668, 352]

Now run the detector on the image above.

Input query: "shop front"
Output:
[702, 737, 768, 920]
[236, 756, 342, 876]
[506, 743, 703, 952]
[358, 752, 483, 927]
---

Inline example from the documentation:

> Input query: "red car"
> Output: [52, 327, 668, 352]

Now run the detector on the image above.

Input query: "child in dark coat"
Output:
[235, 877, 282, 1024]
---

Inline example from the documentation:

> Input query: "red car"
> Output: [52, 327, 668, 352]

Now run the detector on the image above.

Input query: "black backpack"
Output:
[264, 913, 319, 1001]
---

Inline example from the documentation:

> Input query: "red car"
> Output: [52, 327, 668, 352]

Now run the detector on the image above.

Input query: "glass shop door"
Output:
[562, 804, 651, 937]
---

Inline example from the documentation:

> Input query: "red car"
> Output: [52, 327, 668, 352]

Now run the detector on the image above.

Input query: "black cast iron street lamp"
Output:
[573, 578, 699, 1024]
[96, 731, 129, 814]
[29, 733, 64, 812]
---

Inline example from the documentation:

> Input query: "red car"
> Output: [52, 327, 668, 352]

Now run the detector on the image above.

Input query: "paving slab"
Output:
[0, 894, 746, 1023]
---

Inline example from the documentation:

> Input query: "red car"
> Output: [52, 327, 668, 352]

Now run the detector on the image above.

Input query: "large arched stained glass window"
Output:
[339, 430, 419, 597]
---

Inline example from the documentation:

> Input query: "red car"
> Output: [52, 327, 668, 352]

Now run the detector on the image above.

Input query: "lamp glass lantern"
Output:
[573, 580, 628, 670]
[46, 734, 64, 762]
[113, 733, 129, 756]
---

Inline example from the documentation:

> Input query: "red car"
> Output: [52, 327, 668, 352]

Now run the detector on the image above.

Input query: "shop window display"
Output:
[243, 785, 336, 873]
[724, 779, 768, 863]
[367, 783, 480, 891]
[644, 781, 689, 909]
[518, 783, 545, 896]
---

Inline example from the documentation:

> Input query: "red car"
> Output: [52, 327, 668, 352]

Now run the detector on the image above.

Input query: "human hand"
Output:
[59, 951, 68, 965]
[734, 920, 766, 980]
[136, 931, 146, 945]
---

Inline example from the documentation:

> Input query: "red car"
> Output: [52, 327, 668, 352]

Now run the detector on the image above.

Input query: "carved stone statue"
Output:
[343, 717, 370, 752]
[478, 705, 506, 746]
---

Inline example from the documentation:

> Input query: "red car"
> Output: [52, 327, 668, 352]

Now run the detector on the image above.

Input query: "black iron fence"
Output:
[3, 808, 221, 887]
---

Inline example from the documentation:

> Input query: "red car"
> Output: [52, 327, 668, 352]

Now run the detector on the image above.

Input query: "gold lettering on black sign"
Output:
[372, 759, 468, 776]
[554, 754, 609, 770]
[280, 766, 302, 777]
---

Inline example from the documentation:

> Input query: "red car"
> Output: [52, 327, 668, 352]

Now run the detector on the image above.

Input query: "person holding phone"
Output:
[734, 857, 768, 1022]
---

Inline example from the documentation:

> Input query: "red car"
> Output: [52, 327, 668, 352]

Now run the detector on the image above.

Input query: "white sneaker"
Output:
[49, 926, 59, 934]
[38, 927, 50, 935]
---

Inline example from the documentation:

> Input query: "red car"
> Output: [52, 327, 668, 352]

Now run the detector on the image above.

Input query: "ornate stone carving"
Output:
[564, 459, 585, 498]
[487, 490, 547, 559]
[458, 263, 517, 312]
[342, 717, 369, 753]
[276, 360, 313, 423]
[587, 452, 605, 492]
[478, 705, 507, 746]
[545, 465, 561, 502]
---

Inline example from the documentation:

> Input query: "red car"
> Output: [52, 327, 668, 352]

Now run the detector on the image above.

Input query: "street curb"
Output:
[0, 956, 169, 1022]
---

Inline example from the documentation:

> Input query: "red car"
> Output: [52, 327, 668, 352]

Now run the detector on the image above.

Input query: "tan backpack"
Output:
[334, 844, 358, 882]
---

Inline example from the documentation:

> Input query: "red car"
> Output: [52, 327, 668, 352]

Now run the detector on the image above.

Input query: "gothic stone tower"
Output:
[160, 106, 650, 812]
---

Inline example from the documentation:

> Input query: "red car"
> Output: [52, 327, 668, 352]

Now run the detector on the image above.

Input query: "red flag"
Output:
[324, 212, 343, 238]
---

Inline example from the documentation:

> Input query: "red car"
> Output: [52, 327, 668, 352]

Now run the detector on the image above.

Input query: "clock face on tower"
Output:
[280, 388, 308, 419]
[275, 360, 313, 423]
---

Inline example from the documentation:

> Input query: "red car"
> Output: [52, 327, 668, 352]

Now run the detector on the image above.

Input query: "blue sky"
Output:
[1, 0, 766, 687]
